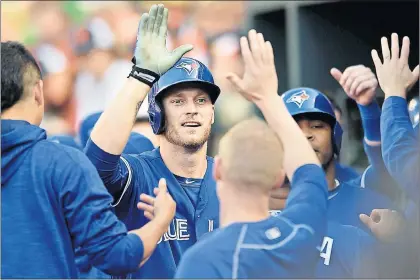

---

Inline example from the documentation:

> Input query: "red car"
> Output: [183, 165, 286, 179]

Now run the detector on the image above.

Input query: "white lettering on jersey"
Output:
[319, 236, 334, 265]
[157, 218, 190, 244]
[208, 220, 214, 232]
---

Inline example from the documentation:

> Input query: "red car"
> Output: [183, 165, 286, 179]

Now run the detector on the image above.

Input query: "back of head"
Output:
[217, 118, 284, 194]
[1, 41, 42, 113]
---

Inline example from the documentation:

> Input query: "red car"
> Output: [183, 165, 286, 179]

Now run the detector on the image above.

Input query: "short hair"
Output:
[1, 41, 42, 111]
[218, 118, 284, 193]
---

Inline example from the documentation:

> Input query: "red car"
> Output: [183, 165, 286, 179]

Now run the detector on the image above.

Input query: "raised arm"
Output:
[85, 4, 193, 194]
[226, 29, 328, 239]
[371, 33, 419, 200]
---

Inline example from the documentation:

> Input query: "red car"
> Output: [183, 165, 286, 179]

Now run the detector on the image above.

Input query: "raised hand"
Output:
[226, 29, 278, 105]
[371, 33, 419, 99]
[330, 65, 378, 106]
[137, 178, 176, 225]
[133, 4, 193, 75]
[360, 208, 406, 243]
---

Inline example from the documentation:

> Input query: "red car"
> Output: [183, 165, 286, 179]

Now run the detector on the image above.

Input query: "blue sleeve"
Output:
[381, 97, 419, 201]
[282, 164, 328, 244]
[57, 149, 144, 275]
[84, 139, 137, 203]
[174, 248, 220, 278]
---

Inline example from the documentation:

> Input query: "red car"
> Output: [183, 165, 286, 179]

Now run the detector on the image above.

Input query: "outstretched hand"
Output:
[371, 33, 419, 99]
[133, 4, 193, 75]
[226, 29, 278, 106]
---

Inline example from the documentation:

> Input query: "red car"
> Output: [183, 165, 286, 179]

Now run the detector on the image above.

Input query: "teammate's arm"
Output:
[85, 4, 193, 193]
[58, 150, 175, 275]
[226, 29, 328, 242]
[371, 33, 420, 200]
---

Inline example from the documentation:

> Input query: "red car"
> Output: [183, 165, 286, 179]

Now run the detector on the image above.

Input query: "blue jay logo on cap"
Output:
[286, 90, 310, 108]
[176, 61, 200, 75]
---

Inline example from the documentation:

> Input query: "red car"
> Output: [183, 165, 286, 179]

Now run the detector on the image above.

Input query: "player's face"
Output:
[296, 116, 334, 167]
[162, 86, 214, 150]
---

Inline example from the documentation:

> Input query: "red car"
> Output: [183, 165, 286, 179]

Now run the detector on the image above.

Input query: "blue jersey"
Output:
[85, 140, 219, 278]
[381, 96, 419, 203]
[175, 164, 328, 278]
[327, 180, 397, 230]
[1, 120, 144, 278]
[335, 162, 359, 182]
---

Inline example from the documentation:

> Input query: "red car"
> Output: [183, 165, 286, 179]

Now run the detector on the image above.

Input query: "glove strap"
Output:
[127, 65, 160, 87]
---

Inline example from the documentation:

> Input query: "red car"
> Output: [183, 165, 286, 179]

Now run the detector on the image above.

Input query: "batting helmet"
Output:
[408, 96, 419, 129]
[281, 87, 343, 155]
[147, 57, 221, 134]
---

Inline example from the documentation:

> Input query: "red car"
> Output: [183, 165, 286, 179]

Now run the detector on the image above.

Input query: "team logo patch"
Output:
[286, 90, 310, 108]
[176, 61, 200, 75]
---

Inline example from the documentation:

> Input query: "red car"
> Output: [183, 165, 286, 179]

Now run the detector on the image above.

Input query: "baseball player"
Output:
[175, 29, 328, 278]
[1, 41, 176, 278]
[84, 4, 220, 278]
[372, 33, 419, 203]
[281, 87, 398, 229]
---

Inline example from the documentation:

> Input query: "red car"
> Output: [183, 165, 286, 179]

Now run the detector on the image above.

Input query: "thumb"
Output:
[171, 44, 194, 60]
[412, 65, 419, 80]
[330, 68, 343, 83]
[158, 178, 167, 194]
[359, 213, 375, 230]
[226, 72, 244, 92]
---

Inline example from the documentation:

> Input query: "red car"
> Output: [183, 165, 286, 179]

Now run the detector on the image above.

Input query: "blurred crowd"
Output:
[1, 1, 253, 155]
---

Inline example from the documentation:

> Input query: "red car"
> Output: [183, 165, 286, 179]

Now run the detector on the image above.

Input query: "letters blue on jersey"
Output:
[175, 164, 328, 278]
[85, 141, 219, 278]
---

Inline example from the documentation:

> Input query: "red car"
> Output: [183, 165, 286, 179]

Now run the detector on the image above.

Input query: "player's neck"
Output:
[160, 141, 208, 178]
[1, 103, 39, 125]
[325, 160, 337, 191]
[220, 187, 270, 228]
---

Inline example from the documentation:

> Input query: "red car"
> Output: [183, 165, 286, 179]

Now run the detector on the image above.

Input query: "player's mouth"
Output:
[181, 122, 201, 127]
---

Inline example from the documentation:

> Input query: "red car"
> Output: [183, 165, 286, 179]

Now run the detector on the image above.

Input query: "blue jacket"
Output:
[1, 120, 144, 278]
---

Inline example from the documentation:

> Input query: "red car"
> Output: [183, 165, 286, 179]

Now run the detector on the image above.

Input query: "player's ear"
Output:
[34, 80, 44, 107]
[213, 155, 222, 181]
[272, 170, 286, 190]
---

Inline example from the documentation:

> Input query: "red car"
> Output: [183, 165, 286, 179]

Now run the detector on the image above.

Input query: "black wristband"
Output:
[127, 65, 160, 87]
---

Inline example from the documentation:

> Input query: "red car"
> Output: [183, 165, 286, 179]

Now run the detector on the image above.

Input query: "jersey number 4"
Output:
[320, 236, 333, 265]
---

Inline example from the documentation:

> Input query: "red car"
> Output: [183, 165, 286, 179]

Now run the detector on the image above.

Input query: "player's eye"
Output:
[311, 122, 325, 129]
[171, 99, 184, 105]
[196, 98, 207, 104]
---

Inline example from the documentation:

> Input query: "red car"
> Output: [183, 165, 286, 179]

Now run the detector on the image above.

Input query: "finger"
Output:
[265, 41, 274, 65]
[138, 13, 149, 36]
[158, 178, 168, 194]
[248, 29, 262, 64]
[159, 8, 169, 38]
[147, 5, 158, 33]
[153, 187, 159, 196]
[381, 36, 391, 62]
[172, 44, 194, 60]
[349, 74, 373, 96]
[226, 72, 245, 93]
[391, 33, 399, 61]
[257, 33, 267, 63]
[343, 72, 357, 93]
[359, 214, 374, 229]
[240, 36, 255, 69]
[330, 68, 343, 83]
[371, 49, 382, 69]
[137, 202, 154, 213]
[144, 211, 154, 220]
[339, 65, 364, 85]
[153, 4, 165, 35]
[412, 65, 420, 80]
[400, 36, 410, 64]
[355, 79, 378, 96]
[140, 193, 155, 205]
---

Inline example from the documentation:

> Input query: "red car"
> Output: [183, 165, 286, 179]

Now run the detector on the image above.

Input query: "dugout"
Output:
[247, 0, 419, 168]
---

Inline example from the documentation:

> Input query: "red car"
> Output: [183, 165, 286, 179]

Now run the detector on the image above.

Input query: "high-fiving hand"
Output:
[133, 4, 193, 75]
[371, 33, 419, 99]
[330, 65, 378, 106]
[226, 29, 278, 105]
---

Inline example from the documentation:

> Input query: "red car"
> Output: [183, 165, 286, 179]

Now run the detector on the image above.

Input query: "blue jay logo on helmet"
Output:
[176, 61, 200, 76]
[286, 90, 310, 108]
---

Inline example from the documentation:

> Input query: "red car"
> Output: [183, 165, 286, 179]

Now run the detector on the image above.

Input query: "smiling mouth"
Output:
[182, 122, 201, 127]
